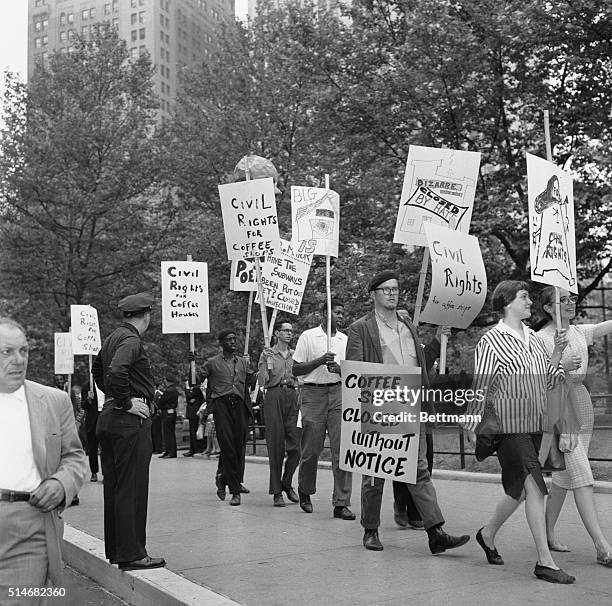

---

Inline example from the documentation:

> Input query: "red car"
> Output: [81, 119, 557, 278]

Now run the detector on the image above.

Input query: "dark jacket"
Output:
[80, 383, 99, 433]
[158, 384, 179, 411]
[185, 385, 205, 420]
[345, 310, 440, 414]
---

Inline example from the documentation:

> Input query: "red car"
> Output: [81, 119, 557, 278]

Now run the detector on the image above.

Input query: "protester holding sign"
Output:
[537, 286, 612, 568]
[463, 280, 575, 584]
[293, 300, 354, 520]
[257, 320, 301, 507]
[346, 269, 469, 553]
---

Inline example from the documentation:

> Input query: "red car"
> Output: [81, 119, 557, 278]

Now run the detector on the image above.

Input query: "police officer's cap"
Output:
[118, 292, 154, 315]
[233, 155, 281, 194]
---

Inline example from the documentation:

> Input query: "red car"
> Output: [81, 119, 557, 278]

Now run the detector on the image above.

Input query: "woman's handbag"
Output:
[474, 408, 502, 462]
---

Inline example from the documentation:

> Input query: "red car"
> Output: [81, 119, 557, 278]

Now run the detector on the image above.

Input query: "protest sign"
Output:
[420, 224, 487, 329]
[339, 361, 422, 483]
[161, 261, 209, 334]
[229, 258, 259, 292]
[259, 239, 313, 315]
[218, 177, 280, 260]
[393, 146, 481, 247]
[54, 332, 74, 374]
[70, 305, 101, 355]
[527, 153, 576, 292]
[291, 185, 340, 257]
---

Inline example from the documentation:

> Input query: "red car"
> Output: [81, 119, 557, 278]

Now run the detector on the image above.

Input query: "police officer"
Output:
[93, 292, 165, 571]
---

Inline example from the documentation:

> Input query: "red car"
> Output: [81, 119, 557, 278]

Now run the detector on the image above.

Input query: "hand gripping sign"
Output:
[393, 146, 481, 247]
[420, 224, 487, 329]
[527, 153, 576, 292]
[339, 361, 422, 483]
[70, 305, 101, 355]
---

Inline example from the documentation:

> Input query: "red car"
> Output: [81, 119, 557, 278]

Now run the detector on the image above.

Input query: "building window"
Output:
[43, 18, 49, 29]
[35, 22, 42, 32]
[112, 0, 119, 13]
[131, 30, 137, 41]
[139, 11, 145, 24]
[140, 0, 146, 5]
[131, 0, 137, 7]
[130, 47, 138, 58]
[68, 29, 75, 40]
[82, 9, 88, 20]
[89, 8, 96, 18]
[82, 26, 89, 35]
[42, 51, 48, 61]
[131, 13, 137, 25]
[42, 35, 48, 45]
[67, 12, 74, 24]
[166, 67, 170, 79]
[112, 18, 119, 27]
[139, 28, 145, 40]
[60, 12, 66, 26]
[104, 3, 111, 15]
[60, 31, 67, 42]
[165, 33, 169, 43]
[139, 45, 146, 55]
[34, 38, 42, 48]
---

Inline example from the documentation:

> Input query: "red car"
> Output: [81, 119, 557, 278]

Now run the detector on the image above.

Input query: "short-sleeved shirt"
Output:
[375, 315, 418, 366]
[258, 345, 297, 388]
[293, 325, 347, 384]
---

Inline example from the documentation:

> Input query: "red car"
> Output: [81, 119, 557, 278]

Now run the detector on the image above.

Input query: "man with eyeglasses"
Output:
[346, 270, 470, 553]
[258, 320, 300, 507]
[293, 300, 354, 520]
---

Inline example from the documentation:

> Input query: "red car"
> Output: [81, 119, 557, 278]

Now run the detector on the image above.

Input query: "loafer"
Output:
[183, 451, 194, 457]
[333, 506, 356, 520]
[239, 484, 250, 494]
[363, 529, 384, 551]
[427, 526, 470, 554]
[229, 493, 241, 506]
[597, 551, 612, 568]
[90, 473, 98, 482]
[284, 487, 299, 503]
[216, 475, 226, 500]
[476, 528, 504, 565]
[298, 490, 313, 513]
[534, 563, 575, 584]
[273, 493, 286, 507]
[393, 503, 409, 528]
[119, 556, 166, 571]
[408, 519, 425, 529]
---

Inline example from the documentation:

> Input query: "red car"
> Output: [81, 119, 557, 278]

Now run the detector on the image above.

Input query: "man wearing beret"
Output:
[346, 270, 470, 553]
[198, 329, 255, 506]
[93, 292, 165, 571]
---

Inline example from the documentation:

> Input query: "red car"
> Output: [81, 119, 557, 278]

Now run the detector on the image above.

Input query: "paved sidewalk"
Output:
[63, 456, 612, 605]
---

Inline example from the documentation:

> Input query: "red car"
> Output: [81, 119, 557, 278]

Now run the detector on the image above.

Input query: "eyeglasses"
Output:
[374, 287, 400, 296]
[560, 295, 578, 304]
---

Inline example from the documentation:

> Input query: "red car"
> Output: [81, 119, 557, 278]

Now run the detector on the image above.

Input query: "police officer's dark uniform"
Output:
[93, 292, 165, 571]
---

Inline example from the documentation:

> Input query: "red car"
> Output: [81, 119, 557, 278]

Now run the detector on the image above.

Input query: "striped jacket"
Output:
[464, 321, 564, 433]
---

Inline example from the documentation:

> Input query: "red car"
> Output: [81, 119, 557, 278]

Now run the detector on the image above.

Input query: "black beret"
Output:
[118, 292, 154, 314]
[218, 328, 236, 342]
[368, 270, 399, 292]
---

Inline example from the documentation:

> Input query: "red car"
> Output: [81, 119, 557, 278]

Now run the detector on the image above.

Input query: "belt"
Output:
[303, 382, 341, 387]
[268, 384, 296, 390]
[0, 490, 30, 503]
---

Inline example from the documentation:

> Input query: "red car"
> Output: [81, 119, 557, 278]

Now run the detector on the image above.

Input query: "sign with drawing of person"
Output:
[218, 177, 280, 260]
[393, 146, 481, 247]
[527, 153, 576, 292]
[420, 223, 487, 329]
[54, 332, 74, 374]
[291, 186, 340, 257]
[339, 361, 422, 483]
[70, 305, 101, 355]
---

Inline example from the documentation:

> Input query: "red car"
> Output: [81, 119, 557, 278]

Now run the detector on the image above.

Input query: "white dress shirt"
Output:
[293, 325, 347, 384]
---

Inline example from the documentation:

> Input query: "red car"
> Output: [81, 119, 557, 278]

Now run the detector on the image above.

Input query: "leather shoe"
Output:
[393, 503, 409, 528]
[597, 551, 612, 568]
[90, 473, 98, 482]
[298, 490, 312, 513]
[183, 451, 194, 457]
[333, 506, 356, 520]
[273, 493, 286, 507]
[229, 493, 241, 506]
[239, 484, 250, 494]
[159, 453, 169, 458]
[476, 527, 504, 565]
[534, 563, 575, 584]
[119, 556, 166, 571]
[408, 519, 425, 529]
[427, 526, 470, 554]
[166, 454, 177, 458]
[363, 529, 383, 551]
[284, 487, 299, 503]
[215, 475, 226, 500]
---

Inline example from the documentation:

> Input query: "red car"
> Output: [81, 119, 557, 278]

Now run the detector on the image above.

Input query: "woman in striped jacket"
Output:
[463, 280, 575, 584]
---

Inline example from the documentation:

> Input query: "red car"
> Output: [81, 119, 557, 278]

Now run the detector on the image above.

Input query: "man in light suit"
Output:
[0, 317, 87, 605]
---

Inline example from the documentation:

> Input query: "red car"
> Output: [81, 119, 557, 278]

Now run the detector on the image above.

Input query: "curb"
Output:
[62, 526, 242, 606]
[245, 455, 612, 493]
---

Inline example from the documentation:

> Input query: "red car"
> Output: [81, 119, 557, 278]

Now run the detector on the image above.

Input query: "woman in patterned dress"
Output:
[464, 280, 575, 583]
[538, 286, 612, 568]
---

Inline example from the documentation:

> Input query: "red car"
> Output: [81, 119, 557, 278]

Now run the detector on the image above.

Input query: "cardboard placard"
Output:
[527, 153, 577, 292]
[420, 224, 487, 329]
[259, 239, 313, 315]
[70, 305, 101, 355]
[161, 261, 210, 334]
[229, 258, 259, 292]
[54, 332, 74, 374]
[218, 177, 280, 260]
[291, 186, 340, 257]
[393, 145, 481, 247]
[339, 361, 422, 483]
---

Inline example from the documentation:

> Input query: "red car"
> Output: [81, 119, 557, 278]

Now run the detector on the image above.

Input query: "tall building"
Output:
[28, 0, 236, 115]
[246, 0, 346, 21]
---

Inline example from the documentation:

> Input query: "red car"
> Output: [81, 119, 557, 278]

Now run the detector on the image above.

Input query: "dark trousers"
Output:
[161, 411, 177, 456]
[213, 395, 248, 495]
[393, 431, 434, 521]
[187, 417, 204, 453]
[264, 386, 300, 495]
[86, 426, 99, 474]
[151, 415, 163, 453]
[96, 407, 152, 563]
